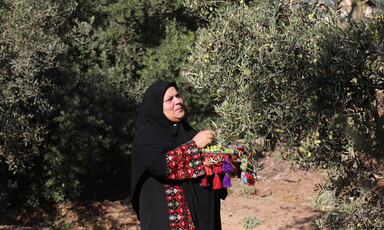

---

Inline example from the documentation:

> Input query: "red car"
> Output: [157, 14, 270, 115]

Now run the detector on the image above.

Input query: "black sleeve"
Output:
[146, 153, 167, 180]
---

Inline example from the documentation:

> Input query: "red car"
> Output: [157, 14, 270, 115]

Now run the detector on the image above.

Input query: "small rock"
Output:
[283, 177, 301, 183]
[259, 190, 272, 197]
[280, 206, 296, 210]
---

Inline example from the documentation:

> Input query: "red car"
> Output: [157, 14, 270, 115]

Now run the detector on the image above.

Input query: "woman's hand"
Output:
[192, 130, 216, 149]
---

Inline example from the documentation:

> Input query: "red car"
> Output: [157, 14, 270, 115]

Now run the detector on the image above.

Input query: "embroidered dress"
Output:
[131, 81, 227, 230]
[164, 141, 204, 230]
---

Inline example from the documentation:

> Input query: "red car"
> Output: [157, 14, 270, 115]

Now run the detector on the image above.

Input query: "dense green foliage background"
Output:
[185, 2, 384, 228]
[0, 0, 383, 228]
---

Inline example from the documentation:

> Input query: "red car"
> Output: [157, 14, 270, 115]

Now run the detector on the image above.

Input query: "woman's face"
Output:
[163, 86, 185, 123]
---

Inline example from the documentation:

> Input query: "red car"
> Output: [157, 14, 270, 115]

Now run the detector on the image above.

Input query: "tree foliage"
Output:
[184, 1, 384, 228]
[0, 0, 75, 172]
[0, 0, 205, 212]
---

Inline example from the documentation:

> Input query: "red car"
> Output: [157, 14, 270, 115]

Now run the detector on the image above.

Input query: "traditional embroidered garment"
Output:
[131, 81, 227, 230]
[165, 141, 204, 229]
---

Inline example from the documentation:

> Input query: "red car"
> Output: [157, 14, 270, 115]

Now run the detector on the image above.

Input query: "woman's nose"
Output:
[174, 97, 182, 104]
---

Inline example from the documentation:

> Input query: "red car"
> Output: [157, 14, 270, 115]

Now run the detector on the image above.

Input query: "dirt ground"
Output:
[220, 151, 326, 230]
[0, 151, 326, 230]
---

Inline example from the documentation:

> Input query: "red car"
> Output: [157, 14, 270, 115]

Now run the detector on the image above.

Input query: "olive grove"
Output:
[1, 0, 383, 228]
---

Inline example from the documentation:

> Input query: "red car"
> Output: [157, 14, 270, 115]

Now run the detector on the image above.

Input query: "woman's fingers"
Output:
[204, 130, 216, 140]
[206, 130, 216, 138]
[192, 130, 216, 148]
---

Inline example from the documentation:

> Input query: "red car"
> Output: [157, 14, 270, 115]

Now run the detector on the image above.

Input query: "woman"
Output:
[131, 81, 227, 230]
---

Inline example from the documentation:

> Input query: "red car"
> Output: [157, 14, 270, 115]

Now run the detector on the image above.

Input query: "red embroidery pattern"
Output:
[164, 141, 205, 230]
[165, 141, 205, 180]
[164, 184, 195, 230]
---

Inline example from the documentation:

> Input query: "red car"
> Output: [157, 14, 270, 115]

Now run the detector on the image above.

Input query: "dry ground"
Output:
[0, 151, 326, 230]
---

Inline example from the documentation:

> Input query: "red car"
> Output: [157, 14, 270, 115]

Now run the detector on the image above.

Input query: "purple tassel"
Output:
[222, 157, 234, 188]
[222, 157, 234, 172]
[223, 172, 232, 188]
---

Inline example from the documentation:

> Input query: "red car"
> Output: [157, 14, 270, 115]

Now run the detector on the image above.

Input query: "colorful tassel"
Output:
[252, 172, 257, 181]
[223, 172, 232, 188]
[201, 176, 208, 187]
[222, 157, 234, 188]
[212, 164, 222, 189]
[221, 157, 234, 172]
[213, 163, 222, 174]
[246, 171, 254, 186]
[201, 145, 257, 189]
[203, 160, 213, 175]
[213, 173, 222, 189]
[241, 171, 248, 184]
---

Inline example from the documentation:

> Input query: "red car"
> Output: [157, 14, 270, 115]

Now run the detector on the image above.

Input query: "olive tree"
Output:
[183, 1, 384, 228]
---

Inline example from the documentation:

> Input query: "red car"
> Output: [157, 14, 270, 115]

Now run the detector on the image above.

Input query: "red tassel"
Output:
[201, 177, 208, 187]
[212, 164, 222, 190]
[213, 174, 222, 189]
[213, 164, 222, 174]
[204, 163, 213, 175]
[246, 172, 254, 186]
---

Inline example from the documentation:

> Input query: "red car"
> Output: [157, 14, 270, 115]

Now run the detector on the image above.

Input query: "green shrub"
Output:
[243, 215, 263, 229]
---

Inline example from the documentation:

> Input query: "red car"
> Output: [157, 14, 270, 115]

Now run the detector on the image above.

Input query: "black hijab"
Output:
[131, 81, 225, 230]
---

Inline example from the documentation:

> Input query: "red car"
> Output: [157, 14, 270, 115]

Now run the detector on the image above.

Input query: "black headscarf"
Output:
[131, 81, 225, 230]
